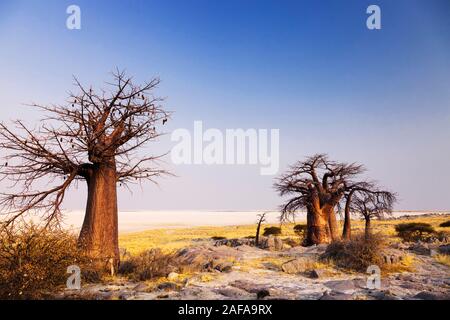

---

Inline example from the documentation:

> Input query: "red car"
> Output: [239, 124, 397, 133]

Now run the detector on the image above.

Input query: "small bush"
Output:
[293, 224, 307, 244]
[395, 223, 436, 242]
[439, 220, 450, 228]
[211, 236, 227, 241]
[434, 254, 450, 267]
[435, 231, 450, 242]
[263, 227, 281, 237]
[382, 254, 415, 273]
[117, 259, 135, 275]
[293, 224, 307, 235]
[0, 224, 95, 299]
[320, 233, 385, 272]
[118, 249, 176, 281]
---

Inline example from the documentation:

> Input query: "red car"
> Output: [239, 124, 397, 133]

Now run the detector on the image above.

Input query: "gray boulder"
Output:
[216, 287, 248, 299]
[213, 261, 233, 273]
[281, 257, 312, 274]
[309, 269, 326, 279]
[176, 245, 241, 271]
[167, 272, 180, 281]
[157, 282, 179, 291]
[438, 244, 450, 255]
[133, 283, 149, 292]
[229, 280, 272, 295]
[214, 238, 255, 247]
[413, 291, 450, 300]
[267, 235, 283, 251]
[409, 243, 431, 255]
[382, 249, 404, 264]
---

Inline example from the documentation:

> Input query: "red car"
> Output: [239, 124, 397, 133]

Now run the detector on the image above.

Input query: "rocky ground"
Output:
[58, 238, 450, 300]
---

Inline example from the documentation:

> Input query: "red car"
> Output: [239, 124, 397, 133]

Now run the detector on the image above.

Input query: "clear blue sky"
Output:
[0, 0, 449, 211]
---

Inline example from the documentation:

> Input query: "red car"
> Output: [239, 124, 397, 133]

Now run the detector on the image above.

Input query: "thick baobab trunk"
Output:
[364, 218, 371, 238]
[326, 206, 340, 242]
[342, 208, 351, 240]
[342, 191, 355, 240]
[78, 162, 119, 270]
[306, 207, 331, 245]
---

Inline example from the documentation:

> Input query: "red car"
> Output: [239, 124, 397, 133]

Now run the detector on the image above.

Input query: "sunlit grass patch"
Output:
[119, 215, 450, 255]
[236, 256, 290, 271]
[382, 254, 415, 274]
[348, 215, 450, 239]
[434, 254, 450, 267]
[119, 223, 298, 254]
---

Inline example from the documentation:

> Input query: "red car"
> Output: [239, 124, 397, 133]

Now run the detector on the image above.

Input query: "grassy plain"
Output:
[119, 215, 450, 254]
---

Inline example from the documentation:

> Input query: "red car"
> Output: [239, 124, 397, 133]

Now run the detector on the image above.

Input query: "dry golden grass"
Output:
[348, 215, 449, 237]
[236, 256, 290, 271]
[119, 215, 450, 254]
[119, 223, 297, 254]
[382, 254, 416, 274]
[118, 248, 177, 281]
[199, 273, 216, 282]
[0, 224, 102, 299]
[434, 254, 450, 267]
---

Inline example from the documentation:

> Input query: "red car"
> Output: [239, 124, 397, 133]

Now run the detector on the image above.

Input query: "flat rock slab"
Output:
[133, 283, 149, 292]
[157, 282, 179, 291]
[320, 292, 354, 300]
[215, 287, 249, 299]
[281, 258, 313, 274]
[309, 269, 326, 279]
[413, 291, 450, 300]
[229, 280, 272, 294]
[323, 280, 357, 294]
[175, 245, 243, 271]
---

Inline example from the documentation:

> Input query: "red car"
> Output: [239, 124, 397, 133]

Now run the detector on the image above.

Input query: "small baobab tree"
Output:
[341, 183, 396, 240]
[350, 191, 396, 238]
[0, 70, 171, 268]
[255, 212, 268, 247]
[274, 154, 393, 245]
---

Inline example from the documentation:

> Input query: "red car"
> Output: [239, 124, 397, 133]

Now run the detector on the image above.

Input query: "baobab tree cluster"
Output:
[0, 71, 170, 268]
[0, 70, 397, 272]
[275, 154, 396, 245]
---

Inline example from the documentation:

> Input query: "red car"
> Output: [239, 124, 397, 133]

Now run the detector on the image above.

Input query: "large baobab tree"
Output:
[275, 154, 393, 245]
[0, 70, 170, 267]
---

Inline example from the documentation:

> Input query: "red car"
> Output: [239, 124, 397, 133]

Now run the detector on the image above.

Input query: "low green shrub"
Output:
[262, 226, 282, 237]
[395, 222, 436, 242]
[211, 236, 227, 241]
[439, 220, 450, 228]
[293, 224, 307, 234]
[293, 224, 307, 238]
